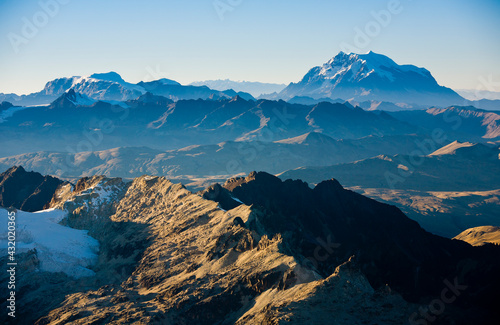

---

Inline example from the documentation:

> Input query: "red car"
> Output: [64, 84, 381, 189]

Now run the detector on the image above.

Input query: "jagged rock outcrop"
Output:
[34, 176, 324, 324]
[235, 257, 413, 324]
[2, 172, 499, 324]
[0, 166, 64, 211]
[7, 173, 415, 325]
[200, 183, 242, 211]
[48, 175, 129, 224]
[223, 172, 500, 323]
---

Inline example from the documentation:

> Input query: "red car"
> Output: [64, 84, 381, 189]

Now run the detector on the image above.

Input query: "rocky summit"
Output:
[1, 172, 499, 324]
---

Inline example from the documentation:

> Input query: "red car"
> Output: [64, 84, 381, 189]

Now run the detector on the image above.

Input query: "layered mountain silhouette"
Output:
[279, 141, 500, 191]
[0, 101, 14, 111]
[390, 106, 500, 140]
[0, 94, 419, 157]
[0, 134, 434, 180]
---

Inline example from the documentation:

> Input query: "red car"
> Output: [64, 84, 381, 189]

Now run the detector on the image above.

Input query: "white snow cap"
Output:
[319, 51, 430, 82]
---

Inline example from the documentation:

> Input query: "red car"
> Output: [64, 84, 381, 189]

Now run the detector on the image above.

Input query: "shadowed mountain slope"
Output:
[1, 172, 499, 324]
[0, 166, 64, 212]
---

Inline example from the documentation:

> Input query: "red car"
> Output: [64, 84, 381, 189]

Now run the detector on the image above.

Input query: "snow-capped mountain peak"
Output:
[38, 73, 146, 103]
[319, 51, 429, 83]
[89, 71, 126, 84]
[279, 51, 463, 107]
[64, 73, 145, 101]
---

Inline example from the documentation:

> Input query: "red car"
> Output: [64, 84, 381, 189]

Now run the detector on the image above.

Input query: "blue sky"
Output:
[0, 0, 499, 94]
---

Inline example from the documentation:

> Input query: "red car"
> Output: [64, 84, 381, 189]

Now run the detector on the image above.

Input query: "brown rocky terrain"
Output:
[454, 226, 500, 246]
[2, 172, 499, 324]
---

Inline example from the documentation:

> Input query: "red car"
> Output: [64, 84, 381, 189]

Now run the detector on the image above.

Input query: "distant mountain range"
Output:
[3, 113, 498, 238]
[2, 53, 499, 110]
[0, 93, 422, 157]
[0, 72, 254, 106]
[0, 134, 435, 180]
[3, 50, 500, 325]
[279, 141, 500, 191]
[2, 88, 499, 158]
[389, 106, 500, 139]
[456, 89, 500, 101]
[189, 79, 286, 97]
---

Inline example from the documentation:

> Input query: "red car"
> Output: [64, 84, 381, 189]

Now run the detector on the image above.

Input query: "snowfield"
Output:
[0, 208, 99, 278]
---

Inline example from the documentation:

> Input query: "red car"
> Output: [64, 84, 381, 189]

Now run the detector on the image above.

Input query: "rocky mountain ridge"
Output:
[1, 171, 499, 323]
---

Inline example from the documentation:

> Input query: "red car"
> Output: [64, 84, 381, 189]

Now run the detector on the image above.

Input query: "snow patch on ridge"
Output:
[66, 90, 96, 106]
[0, 106, 29, 123]
[0, 208, 99, 278]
